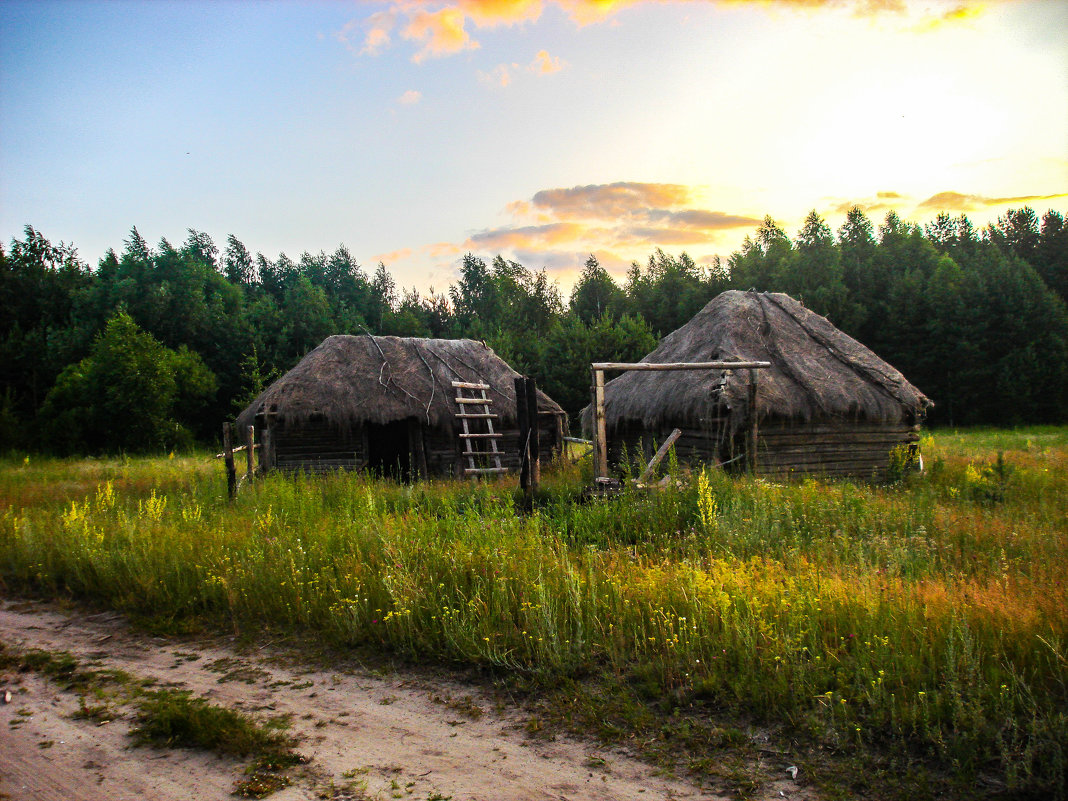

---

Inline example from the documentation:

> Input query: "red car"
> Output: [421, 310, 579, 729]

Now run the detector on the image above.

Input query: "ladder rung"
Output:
[456, 413, 498, 419]
[459, 433, 502, 439]
[464, 467, 511, 475]
[455, 397, 491, 405]
[451, 381, 490, 390]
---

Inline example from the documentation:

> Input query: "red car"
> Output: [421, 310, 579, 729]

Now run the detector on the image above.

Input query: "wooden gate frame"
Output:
[590, 361, 771, 482]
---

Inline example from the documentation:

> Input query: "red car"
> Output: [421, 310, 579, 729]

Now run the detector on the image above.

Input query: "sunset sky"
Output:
[2, 0, 1066, 293]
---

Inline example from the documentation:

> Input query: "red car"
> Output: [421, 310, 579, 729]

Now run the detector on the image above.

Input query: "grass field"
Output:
[1, 428, 1066, 799]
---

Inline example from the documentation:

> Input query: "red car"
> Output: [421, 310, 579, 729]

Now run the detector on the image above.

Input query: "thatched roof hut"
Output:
[589, 290, 931, 480]
[238, 335, 567, 478]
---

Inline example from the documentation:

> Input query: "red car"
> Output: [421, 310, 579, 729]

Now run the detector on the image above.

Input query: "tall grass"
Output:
[1, 431, 1065, 797]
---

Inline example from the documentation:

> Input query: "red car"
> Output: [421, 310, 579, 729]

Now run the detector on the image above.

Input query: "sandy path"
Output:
[0, 599, 810, 801]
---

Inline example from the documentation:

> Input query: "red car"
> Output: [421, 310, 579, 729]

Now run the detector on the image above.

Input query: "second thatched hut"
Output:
[587, 290, 932, 481]
[237, 335, 567, 479]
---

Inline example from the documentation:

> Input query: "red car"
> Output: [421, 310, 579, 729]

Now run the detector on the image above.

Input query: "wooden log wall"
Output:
[273, 420, 366, 474]
[749, 422, 920, 481]
[266, 412, 566, 479]
[608, 420, 921, 481]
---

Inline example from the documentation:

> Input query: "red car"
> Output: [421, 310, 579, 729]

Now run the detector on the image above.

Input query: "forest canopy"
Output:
[1, 205, 1066, 453]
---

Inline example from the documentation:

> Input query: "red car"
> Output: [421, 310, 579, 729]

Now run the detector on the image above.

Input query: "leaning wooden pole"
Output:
[223, 422, 237, 500]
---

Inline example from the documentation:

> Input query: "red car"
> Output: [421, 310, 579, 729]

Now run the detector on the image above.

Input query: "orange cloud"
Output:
[911, 2, 984, 32]
[478, 63, 514, 87]
[467, 221, 592, 250]
[397, 89, 423, 104]
[374, 247, 415, 263]
[531, 49, 565, 74]
[403, 7, 480, 62]
[916, 191, 1068, 211]
[528, 182, 697, 219]
[480, 50, 566, 87]
[827, 192, 911, 215]
[456, 182, 761, 269]
[341, 1, 993, 61]
[459, 0, 545, 25]
[645, 209, 761, 230]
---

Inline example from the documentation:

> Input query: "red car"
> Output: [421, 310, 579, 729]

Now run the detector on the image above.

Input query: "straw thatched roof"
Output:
[591, 290, 931, 433]
[237, 335, 565, 432]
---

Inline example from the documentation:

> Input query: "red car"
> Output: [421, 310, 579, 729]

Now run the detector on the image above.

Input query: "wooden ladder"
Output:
[452, 381, 507, 477]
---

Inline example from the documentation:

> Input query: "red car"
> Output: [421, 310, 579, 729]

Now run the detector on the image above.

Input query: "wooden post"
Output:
[223, 422, 237, 500]
[514, 377, 530, 492]
[591, 367, 608, 481]
[747, 368, 759, 474]
[525, 378, 540, 492]
[245, 425, 255, 479]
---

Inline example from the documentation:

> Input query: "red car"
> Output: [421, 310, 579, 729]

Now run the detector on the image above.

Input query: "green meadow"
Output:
[1, 428, 1066, 799]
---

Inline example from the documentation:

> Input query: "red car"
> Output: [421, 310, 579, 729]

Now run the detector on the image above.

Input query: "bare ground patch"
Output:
[0, 599, 813, 801]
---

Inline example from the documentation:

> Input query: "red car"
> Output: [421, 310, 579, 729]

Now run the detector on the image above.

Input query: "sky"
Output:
[1, 0, 1066, 295]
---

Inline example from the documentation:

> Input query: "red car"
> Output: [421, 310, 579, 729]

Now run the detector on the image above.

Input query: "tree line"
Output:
[1, 205, 1066, 453]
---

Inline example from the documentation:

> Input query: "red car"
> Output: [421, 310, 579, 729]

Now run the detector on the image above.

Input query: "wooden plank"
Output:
[456, 412, 499, 419]
[464, 467, 511, 475]
[451, 381, 490, 390]
[592, 361, 772, 371]
[458, 433, 502, 439]
[638, 428, 682, 483]
[455, 397, 493, 404]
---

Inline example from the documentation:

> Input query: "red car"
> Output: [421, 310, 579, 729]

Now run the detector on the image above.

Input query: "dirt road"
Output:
[0, 599, 810, 801]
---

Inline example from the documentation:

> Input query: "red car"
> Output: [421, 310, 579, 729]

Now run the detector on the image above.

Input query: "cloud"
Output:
[467, 221, 592, 250]
[374, 247, 414, 263]
[532, 49, 565, 74]
[910, 2, 984, 32]
[456, 181, 761, 271]
[527, 182, 697, 219]
[460, 0, 546, 25]
[645, 209, 763, 230]
[827, 192, 911, 215]
[397, 89, 423, 104]
[403, 7, 480, 62]
[478, 63, 514, 87]
[916, 191, 1068, 211]
[480, 50, 567, 88]
[339, 1, 993, 61]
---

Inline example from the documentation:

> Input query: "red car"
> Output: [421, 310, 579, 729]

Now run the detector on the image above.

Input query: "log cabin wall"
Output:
[608, 419, 921, 481]
[607, 420, 732, 471]
[271, 418, 366, 473]
[264, 412, 566, 478]
[747, 421, 921, 481]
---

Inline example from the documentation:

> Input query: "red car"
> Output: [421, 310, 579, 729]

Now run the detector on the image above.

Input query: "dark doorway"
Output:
[366, 420, 412, 480]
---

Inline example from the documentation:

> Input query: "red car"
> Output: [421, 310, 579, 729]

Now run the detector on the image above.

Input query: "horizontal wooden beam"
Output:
[591, 361, 771, 372]
[451, 381, 490, 390]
